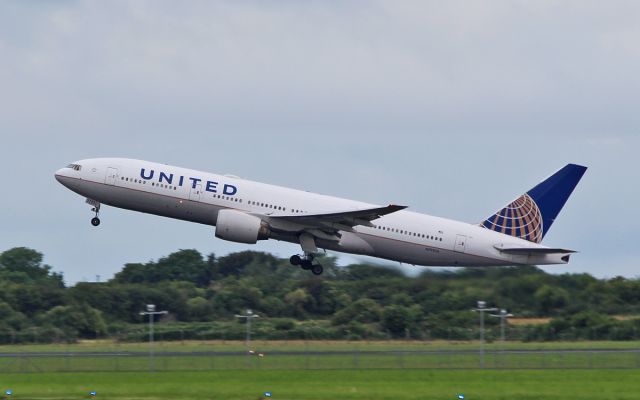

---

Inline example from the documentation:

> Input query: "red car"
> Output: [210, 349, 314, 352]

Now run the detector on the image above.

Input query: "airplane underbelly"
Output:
[355, 234, 454, 265]
[67, 179, 218, 225]
[337, 232, 375, 255]
[347, 233, 509, 267]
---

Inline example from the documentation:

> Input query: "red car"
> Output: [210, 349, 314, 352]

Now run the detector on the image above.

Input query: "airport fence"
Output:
[0, 342, 639, 373]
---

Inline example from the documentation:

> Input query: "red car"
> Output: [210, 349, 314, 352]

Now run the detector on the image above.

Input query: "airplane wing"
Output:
[265, 204, 407, 241]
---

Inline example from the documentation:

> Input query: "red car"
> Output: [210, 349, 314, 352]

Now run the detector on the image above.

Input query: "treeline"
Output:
[0, 247, 639, 343]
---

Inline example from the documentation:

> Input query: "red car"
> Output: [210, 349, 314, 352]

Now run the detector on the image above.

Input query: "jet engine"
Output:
[215, 209, 270, 244]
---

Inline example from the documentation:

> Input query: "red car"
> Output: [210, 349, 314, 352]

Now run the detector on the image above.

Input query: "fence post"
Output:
[353, 343, 359, 369]
[304, 335, 310, 370]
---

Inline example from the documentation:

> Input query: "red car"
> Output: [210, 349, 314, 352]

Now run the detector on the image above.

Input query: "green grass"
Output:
[1, 369, 639, 399]
[0, 350, 638, 373]
[0, 342, 638, 399]
[1, 339, 639, 353]
[0, 340, 638, 373]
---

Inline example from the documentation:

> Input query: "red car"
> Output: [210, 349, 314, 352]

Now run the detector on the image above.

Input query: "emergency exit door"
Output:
[455, 234, 467, 253]
[189, 183, 202, 201]
[105, 167, 118, 185]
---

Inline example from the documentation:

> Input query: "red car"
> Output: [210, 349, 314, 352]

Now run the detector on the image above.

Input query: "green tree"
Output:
[113, 250, 214, 287]
[284, 288, 311, 318]
[42, 304, 107, 338]
[332, 298, 382, 325]
[0, 247, 64, 286]
[185, 297, 213, 321]
[382, 305, 411, 338]
[534, 285, 569, 315]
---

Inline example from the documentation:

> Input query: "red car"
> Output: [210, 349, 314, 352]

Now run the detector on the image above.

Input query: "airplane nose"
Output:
[54, 168, 66, 183]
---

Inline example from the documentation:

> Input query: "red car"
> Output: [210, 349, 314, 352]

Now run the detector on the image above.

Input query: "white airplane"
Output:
[55, 158, 586, 275]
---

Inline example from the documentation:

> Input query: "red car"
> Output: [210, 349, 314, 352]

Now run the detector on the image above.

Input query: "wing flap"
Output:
[272, 204, 405, 225]
[266, 204, 407, 235]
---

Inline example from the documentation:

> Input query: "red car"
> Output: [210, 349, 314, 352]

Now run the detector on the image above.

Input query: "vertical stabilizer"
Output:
[481, 164, 587, 243]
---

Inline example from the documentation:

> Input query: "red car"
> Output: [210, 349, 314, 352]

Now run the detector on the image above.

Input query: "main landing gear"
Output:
[290, 232, 324, 275]
[289, 254, 324, 275]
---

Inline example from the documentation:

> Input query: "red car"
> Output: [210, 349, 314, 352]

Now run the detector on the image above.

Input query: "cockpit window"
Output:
[66, 164, 82, 171]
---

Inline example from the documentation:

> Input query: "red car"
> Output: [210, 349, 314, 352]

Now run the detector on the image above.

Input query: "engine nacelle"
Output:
[215, 209, 270, 244]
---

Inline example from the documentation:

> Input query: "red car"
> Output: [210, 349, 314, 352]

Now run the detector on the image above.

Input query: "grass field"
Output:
[2, 339, 639, 353]
[2, 350, 639, 373]
[0, 342, 638, 399]
[0, 340, 638, 373]
[1, 369, 639, 399]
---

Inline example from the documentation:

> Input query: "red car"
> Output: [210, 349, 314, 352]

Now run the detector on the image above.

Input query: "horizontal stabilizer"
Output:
[493, 245, 576, 255]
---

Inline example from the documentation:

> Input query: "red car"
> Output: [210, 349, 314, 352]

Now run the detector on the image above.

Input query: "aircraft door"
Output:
[454, 234, 467, 253]
[105, 167, 118, 186]
[189, 183, 202, 201]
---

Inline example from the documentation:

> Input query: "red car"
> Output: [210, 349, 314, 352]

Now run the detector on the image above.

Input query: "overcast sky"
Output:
[1, 1, 638, 283]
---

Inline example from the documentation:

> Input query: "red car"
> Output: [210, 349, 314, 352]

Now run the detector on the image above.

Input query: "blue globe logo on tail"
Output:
[481, 194, 543, 243]
[480, 164, 587, 243]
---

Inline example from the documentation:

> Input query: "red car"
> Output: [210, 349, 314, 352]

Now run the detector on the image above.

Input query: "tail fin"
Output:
[481, 164, 587, 243]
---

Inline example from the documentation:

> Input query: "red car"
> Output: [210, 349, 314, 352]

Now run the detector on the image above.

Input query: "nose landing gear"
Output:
[86, 198, 101, 227]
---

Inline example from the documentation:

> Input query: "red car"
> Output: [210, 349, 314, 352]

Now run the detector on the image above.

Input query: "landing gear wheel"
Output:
[289, 255, 302, 266]
[300, 260, 312, 270]
[311, 264, 323, 275]
[91, 217, 101, 227]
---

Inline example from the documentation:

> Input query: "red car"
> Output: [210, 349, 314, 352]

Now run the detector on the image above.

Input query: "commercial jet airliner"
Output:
[55, 159, 586, 275]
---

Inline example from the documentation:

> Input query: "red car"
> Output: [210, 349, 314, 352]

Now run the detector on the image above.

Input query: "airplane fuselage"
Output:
[55, 158, 573, 269]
